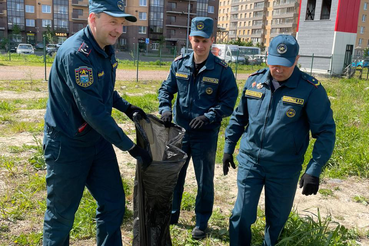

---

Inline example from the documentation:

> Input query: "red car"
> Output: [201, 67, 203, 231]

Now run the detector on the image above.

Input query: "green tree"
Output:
[363, 47, 369, 58]
[43, 25, 56, 44]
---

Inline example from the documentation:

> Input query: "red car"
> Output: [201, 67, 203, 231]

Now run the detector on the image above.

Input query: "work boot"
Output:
[192, 226, 206, 240]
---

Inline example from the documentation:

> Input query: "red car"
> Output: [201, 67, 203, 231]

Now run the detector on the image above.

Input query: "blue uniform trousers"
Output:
[43, 131, 125, 246]
[170, 128, 219, 230]
[229, 158, 301, 246]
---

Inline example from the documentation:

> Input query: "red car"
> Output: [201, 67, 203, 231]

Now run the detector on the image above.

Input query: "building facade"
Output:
[1, 0, 218, 52]
[355, 1, 369, 58]
[217, 0, 300, 49]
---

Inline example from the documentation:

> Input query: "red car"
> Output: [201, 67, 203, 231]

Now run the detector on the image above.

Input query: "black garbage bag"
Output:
[132, 114, 187, 246]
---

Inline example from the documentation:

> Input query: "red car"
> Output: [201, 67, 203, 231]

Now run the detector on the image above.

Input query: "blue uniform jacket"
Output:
[224, 67, 336, 177]
[44, 26, 134, 150]
[158, 52, 238, 131]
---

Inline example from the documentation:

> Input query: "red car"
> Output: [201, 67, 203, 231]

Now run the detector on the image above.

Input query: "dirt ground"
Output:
[0, 68, 368, 245]
[0, 65, 250, 82]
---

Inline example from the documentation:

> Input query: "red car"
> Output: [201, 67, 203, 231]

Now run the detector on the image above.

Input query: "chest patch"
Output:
[75, 66, 93, 88]
[245, 89, 263, 99]
[203, 77, 219, 84]
[176, 72, 189, 79]
[282, 96, 304, 106]
[206, 87, 213, 94]
[286, 108, 296, 118]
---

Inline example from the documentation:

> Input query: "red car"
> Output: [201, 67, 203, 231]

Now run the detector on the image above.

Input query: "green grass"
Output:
[0, 73, 368, 245]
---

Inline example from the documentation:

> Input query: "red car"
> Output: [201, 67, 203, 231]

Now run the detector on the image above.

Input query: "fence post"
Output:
[310, 53, 314, 75]
[133, 43, 136, 66]
[330, 54, 333, 76]
[136, 43, 139, 82]
[8, 39, 11, 61]
[44, 36, 47, 81]
[159, 44, 162, 68]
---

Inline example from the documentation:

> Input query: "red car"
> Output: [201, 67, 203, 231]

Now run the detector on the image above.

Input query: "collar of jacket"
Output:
[183, 51, 215, 71]
[265, 66, 301, 89]
[84, 25, 115, 59]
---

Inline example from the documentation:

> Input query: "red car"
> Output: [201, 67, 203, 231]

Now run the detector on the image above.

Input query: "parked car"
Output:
[35, 42, 45, 49]
[245, 55, 263, 65]
[352, 59, 369, 68]
[16, 43, 34, 54]
[46, 44, 58, 55]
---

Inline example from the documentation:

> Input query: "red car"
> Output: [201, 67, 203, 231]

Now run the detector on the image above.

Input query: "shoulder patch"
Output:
[301, 73, 320, 87]
[174, 54, 185, 62]
[78, 42, 91, 57]
[215, 57, 228, 68]
[249, 68, 267, 77]
[75, 66, 94, 87]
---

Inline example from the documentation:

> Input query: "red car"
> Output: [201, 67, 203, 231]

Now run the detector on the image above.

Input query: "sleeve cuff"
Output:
[305, 159, 322, 177]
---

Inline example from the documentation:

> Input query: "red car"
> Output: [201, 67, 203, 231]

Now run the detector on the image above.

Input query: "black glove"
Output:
[223, 153, 236, 176]
[299, 173, 320, 196]
[128, 145, 152, 170]
[161, 111, 172, 128]
[189, 115, 210, 129]
[125, 104, 148, 121]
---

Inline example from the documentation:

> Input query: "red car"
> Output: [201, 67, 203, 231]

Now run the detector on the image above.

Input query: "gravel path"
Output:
[0, 65, 250, 81]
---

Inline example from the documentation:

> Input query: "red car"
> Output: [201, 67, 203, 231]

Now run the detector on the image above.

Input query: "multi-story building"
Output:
[217, 0, 300, 49]
[2, 0, 218, 53]
[355, 1, 369, 57]
[2, 0, 88, 46]
[120, 0, 219, 52]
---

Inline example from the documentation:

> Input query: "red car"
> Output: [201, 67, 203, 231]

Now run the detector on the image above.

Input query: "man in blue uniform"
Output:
[158, 17, 238, 239]
[43, 1, 152, 245]
[222, 35, 336, 246]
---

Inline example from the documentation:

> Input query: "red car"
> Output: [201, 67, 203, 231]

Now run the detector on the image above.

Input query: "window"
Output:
[138, 26, 147, 34]
[42, 19, 52, 27]
[359, 38, 363, 45]
[306, 0, 316, 20]
[208, 6, 214, 13]
[120, 39, 127, 45]
[139, 0, 147, 6]
[361, 27, 365, 34]
[25, 5, 34, 13]
[365, 3, 368, 10]
[42, 5, 51, 13]
[123, 26, 127, 33]
[363, 14, 367, 22]
[26, 19, 35, 27]
[168, 15, 176, 23]
[320, 0, 331, 20]
[139, 12, 147, 20]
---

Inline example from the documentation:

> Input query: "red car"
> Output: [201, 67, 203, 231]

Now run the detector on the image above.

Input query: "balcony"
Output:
[72, 0, 88, 7]
[273, 1, 298, 9]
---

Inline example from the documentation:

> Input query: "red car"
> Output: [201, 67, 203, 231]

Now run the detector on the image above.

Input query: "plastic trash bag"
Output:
[132, 114, 187, 246]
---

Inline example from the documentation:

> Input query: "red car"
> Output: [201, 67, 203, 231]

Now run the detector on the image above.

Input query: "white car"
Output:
[16, 44, 34, 54]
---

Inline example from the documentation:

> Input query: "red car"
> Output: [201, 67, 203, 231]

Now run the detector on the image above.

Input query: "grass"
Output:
[0, 71, 368, 245]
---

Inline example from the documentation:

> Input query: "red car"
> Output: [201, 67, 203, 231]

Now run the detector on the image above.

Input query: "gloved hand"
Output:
[161, 111, 172, 128]
[189, 115, 209, 129]
[125, 104, 148, 121]
[223, 153, 236, 176]
[299, 173, 320, 196]
[128, 145, 152, 170]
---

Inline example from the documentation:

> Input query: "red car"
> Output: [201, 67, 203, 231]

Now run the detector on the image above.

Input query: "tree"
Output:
[364, 47, 369, 58]
[43, 25, 56, 44]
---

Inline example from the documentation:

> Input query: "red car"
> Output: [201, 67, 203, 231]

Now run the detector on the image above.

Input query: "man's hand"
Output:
[125, 104, 148, 121]
[223, 153, 236, 176]
[189, 115, 209, 129]
[161, 111, 172, 128]
[299, 173, 320, 196]
[128, 145, 152, 170]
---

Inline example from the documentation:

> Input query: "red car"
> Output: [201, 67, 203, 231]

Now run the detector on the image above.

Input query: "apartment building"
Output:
[2, 0, 88, 46]
[355, 1, 369, 57]
[120, 0, 219, 52]
[2, 0, 218, 52]
[217, 0, 300, 49]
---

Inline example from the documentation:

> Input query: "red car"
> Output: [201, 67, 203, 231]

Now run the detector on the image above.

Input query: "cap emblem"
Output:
[277, 43, 287, 54]
[117, 0, 125, 12]
[197, 22, 205, 30]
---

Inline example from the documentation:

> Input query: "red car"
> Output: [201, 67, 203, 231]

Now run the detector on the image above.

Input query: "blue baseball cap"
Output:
[89, 0, 137, 22]
[190, 17, 213, 38]
[267, 34, 299, 67]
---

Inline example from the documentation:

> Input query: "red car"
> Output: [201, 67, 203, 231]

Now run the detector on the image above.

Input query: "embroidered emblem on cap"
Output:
[197, 22, 205, 30]
[286, 108, 296, 118]
[75, 66, 93, 87]
[117, 0, 125, 12]
[206, 87, 213, 95]
[277, 43, 287, 54]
